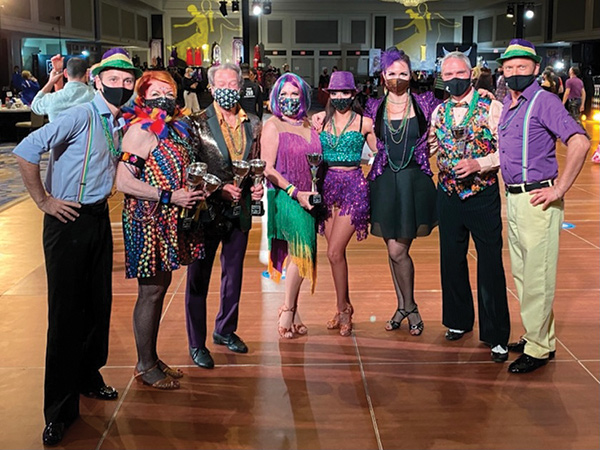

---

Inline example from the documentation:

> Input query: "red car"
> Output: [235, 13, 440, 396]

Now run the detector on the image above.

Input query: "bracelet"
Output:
[286, 186, 296, 198]
[284, 183, 293, 193]
[159, 189, 172, 204]
[291, 188, 298, 200]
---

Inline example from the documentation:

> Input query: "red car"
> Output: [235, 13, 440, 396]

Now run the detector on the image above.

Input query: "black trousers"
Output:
[42, 202, 113, 425]
[437, 183, 510, 346]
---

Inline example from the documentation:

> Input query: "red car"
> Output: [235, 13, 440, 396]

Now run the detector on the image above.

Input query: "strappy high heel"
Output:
[338, 303, 354, 337]
[385, 308, 409, 331]
[292, 310, 308, 335]
[134, 364, 180, 390]
[406, 306, 424, 336]
[278, 305, 295, 339]
[157, 359, 184, 379]
[326, 312, 340, 330]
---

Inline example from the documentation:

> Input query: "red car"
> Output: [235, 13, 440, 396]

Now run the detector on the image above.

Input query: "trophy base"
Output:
[224, 205, 242, 218]
[309, 194, 322, 205]
[251, 201, 264, 216]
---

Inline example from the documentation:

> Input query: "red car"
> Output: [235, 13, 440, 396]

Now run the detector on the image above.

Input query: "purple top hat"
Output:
[325, 71, 357, 92]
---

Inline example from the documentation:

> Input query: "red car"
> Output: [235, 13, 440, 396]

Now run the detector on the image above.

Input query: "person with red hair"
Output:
[116, 70, 205, 390]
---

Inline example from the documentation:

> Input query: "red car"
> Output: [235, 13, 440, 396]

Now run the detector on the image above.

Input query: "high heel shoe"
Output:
[292, 309, 308, 335]
[134, 364, 180, 390]
[385, 308, 409, 331]
[157, 359, 184, 379]
[278, 305, 295, 339]
[326, 312, 340, 330]
[338, 303, 354, 337]
[406, 306, 424, 336]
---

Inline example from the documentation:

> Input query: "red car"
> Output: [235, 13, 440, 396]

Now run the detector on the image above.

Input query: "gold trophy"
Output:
[231, 160, 250, 217]
[306, 153, 322, 205]
[195, 173, 222, 223]
[249, 159, 266, 216]
[180, 162, 207, 231]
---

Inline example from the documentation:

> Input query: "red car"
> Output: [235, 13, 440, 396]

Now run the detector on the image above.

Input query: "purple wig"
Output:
[269, 72, 312, 119]
[380, 47, 412, 73]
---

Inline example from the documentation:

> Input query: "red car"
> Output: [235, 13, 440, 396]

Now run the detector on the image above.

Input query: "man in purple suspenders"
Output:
[13, 48, 141, 445]
[496, 39, 590, 374]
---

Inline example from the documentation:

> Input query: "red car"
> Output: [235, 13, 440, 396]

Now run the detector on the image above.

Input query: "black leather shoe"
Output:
[508, 338, 556, 359]
[81, 385, 118, 400]
[190, 346, 214, 369]
[445, 329, 466, 341]
[42, 422, 65, 446]
[213, 332, 248, 353]
[508, 353, 549, 374]
[491, 346, 509, 363]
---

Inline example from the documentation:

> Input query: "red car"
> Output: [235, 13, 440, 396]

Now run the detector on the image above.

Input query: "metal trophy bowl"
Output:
[194, 173, 222, 223]
[249, 159, 266, 216]
[306, 152, 322, 205]
[231, 160, 250, 216]
[450, 125, 473, 181]
[180, 162, 208, 231]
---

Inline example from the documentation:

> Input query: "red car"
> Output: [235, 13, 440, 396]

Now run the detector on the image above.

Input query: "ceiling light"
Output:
[219, 1, 228, 17]
[524, 3, 534, 19]
[231, 0, 240, 12]
[252, 1, 262, 15]
[506, 3, 515, 18]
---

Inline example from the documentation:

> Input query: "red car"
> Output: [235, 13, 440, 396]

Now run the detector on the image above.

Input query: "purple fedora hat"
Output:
[325, 71, 357, 92]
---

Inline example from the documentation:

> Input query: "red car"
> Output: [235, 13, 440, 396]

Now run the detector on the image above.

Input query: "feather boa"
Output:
[123, 97, 191, 140]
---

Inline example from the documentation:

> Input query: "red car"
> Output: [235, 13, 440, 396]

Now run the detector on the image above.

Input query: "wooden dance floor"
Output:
[0, 122, 598, 449]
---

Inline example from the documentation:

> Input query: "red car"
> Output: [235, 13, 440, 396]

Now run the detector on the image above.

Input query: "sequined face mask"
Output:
[213, 88, 241, 110]
[278, 97, 301, 117]
[145, 97, 177, 116]
[330, 97, 354, 112]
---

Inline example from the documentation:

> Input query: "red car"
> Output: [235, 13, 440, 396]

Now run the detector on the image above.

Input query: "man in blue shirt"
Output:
[31, 56, 95, 122]
[13, 48, 141, 447]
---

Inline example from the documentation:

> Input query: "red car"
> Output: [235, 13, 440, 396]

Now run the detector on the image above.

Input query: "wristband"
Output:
[284, 183, 294, 194]
[291, 188, 298, 200]
[159, 189, 172, 204]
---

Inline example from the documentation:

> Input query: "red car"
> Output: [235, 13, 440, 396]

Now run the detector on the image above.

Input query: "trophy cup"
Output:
[180, 162, 207, 231]
[231, 160, 250, 217]
[451, 125, 473, 181]
[249, 159, 266, 216]
[194, 173, 222, 223]
[306, 153, 322, 205]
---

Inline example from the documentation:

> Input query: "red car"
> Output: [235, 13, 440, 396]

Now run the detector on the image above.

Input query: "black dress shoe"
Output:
[190, 346, 214, 369]
[508, 338, 556, 359]
[508, 353, 549, 374]
[81, 385, 118, 400]
[491, 345, 509, 363]
[213, 332, 248, 353]
[445, 329, 466, 341]
[42, 422, 65, 446]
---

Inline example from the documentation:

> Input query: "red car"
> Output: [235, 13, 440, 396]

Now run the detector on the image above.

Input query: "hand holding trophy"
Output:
[249, 159, 266, 216]
[306, 153, 322, 205]
[195, 173, 222, 223]
[231, 160, 250, 217]
[180, 162, 207, 231]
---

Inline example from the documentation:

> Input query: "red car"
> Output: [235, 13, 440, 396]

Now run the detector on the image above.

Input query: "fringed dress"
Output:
[267, 120, 321, 291]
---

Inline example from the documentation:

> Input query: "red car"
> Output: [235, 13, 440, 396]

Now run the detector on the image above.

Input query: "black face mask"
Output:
[101, 83, 134, 108]
[444, 78, 471, 97]
[330, 97, 354, 111]
[505, 74, 536, 92]
[145, 97, 177, 116]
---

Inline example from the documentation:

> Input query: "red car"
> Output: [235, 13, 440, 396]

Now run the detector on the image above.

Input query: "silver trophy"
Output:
[194, 173, 222, 223]
[249, 159, 267, 216]
[306, 153, 322, 205]
[231, 160, 250, 217]
[451, 125, 473, 181]
[180, 162, 208, 231]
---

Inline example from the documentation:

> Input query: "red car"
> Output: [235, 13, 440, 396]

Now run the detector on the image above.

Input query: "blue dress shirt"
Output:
[13, 92, 125, 204]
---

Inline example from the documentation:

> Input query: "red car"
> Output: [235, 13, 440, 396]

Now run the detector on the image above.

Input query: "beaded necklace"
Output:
[443, 90, 479, 131]
[384, 119, 414, 173]
[326, 111, 356, 149]
[91, 102, 122, 157]
[223, 114, 246, 156]
[384, 94, 412, 144]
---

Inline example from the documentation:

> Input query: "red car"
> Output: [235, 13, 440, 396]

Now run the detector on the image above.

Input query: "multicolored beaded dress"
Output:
[267, 119, 321, 291]
[122, 105, 204, 279]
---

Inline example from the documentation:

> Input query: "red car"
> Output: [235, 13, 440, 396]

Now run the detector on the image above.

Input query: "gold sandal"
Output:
[134, 364, 180, 390]
[157, 359, 184, 379]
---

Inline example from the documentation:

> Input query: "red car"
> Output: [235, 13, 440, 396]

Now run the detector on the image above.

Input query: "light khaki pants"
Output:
[506, 192, 563, 359]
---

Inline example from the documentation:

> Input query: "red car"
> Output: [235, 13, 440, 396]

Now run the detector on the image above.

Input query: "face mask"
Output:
[213, 88, 240, 110]
[330, 97, 354, 112]
[505, 74, 536, 92]
[444, 78, 471, 97]
[145, 97, 177, 116]
[101, 83, 134, 108]
[385, 78, 410, 95]
[278, 97, 301, 117]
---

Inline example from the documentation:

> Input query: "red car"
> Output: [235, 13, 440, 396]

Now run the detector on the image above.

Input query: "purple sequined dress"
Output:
[318, 129, 370, 240]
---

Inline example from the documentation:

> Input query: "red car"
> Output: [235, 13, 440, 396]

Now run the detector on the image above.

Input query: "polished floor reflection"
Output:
[0, 126, 598, 449]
